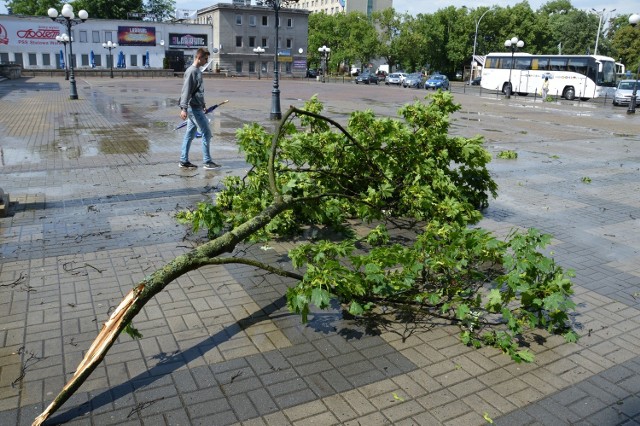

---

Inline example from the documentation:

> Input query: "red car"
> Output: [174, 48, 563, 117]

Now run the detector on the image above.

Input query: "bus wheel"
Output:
[563, 87, 575, 100]
[503, 83, 512, 96]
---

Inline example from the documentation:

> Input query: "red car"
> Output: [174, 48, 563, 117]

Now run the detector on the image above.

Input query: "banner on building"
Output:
[168, 33, 207, 49]
[118, 26, 156, 46]
[175, 9, 197, 20]
[0, 21, 61, 47]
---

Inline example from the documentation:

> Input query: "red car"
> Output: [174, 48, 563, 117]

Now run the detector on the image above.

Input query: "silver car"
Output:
[613, 80, 639, 106]
[403, 73, 424, 88]
[385, 72, 406, 85]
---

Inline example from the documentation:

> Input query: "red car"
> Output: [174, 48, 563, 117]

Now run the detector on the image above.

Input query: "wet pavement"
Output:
[1, 75, 640, 426]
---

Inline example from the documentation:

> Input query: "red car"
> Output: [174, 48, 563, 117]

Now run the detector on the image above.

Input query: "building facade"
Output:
[0, 3, 310, 77]
[193, 3, 309, 76]
[292, 0, 392, 16]
[0, 14, 209, 70]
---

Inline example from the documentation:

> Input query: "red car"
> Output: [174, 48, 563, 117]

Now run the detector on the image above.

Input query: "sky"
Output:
[1, 0, 636, 19]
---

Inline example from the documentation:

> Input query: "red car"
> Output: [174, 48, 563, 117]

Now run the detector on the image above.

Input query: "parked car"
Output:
[612, 80, 639, 106]
[306, 69, 318, 78]
[385, 72, 406, 85]
[425, 74, 450, 90]
[355, 72, 379, 85]
[403, 73, 424, 89]
[376, 70, 388, 82]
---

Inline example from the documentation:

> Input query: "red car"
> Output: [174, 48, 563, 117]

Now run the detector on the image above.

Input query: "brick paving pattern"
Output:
[1, 76, 640, 425]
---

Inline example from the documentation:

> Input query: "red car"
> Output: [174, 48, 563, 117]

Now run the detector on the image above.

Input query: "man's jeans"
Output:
[180, 107, 212, 164]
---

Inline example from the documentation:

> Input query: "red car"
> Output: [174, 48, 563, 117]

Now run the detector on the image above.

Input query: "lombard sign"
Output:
[168, 33, 207, 49]
[0, 21, 61, 46]
[118, 26, 156, 46]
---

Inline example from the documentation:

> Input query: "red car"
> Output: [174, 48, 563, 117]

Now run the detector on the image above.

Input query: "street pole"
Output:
[48, 4, 88, 100]
[470, 8, 491, 85]
[627, 13, 639, 114]
[504, 37, 524, 99]
[592, 8, 615, 57]
[270, 0, 282, 120]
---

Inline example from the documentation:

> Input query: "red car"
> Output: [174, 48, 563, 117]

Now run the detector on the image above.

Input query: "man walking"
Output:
[179, 48, 220, 170]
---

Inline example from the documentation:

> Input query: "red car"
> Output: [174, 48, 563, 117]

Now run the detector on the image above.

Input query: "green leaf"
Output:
[124, 322, 143, 340]
[311, 288, 330, 309]
[486, 289, 502, 308]
[516, 349, 535, 363]
[456, 304, 470, 320]
[349, 301, 364, 316]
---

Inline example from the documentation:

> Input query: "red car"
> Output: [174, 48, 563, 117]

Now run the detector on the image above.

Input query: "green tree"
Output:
[33, 93, 578, 426]
[70, 0, 144, 19]
[144, 0, 176, 22]
[611, 16, 640, 73]
[6, 0, 61, 16]
[372, 8, 403, 71]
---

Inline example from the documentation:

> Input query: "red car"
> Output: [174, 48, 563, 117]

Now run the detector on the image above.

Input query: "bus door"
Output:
[514, 57, 532, 94]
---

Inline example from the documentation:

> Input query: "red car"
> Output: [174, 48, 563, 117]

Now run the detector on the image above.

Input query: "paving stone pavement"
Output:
[1, 76, 640, 426]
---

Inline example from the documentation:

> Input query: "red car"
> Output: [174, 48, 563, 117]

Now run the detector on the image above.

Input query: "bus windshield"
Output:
[597, 60, 617, 87]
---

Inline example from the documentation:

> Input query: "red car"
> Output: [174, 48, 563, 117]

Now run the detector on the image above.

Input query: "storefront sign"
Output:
[0, 21, 61, 46]
[118, 26, 156, 46]
[168, 33, 207, 49]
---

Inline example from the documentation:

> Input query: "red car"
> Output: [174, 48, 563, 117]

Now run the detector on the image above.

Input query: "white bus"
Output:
[480, 53, 619, 100]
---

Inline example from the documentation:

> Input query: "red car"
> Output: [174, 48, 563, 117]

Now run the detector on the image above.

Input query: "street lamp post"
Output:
[253, 47, 265, 79]
[470, 8, 492, 84]
[102, 41, 118, 79]
[270, 0, 283, 120]
[48, 3, 88, 100]
[591, 8, 615, 56]
[56, 33, 70, 81]
[318, 45, 330, 83]
[628, 13, 639, 114]
[504, 36, 524, 99]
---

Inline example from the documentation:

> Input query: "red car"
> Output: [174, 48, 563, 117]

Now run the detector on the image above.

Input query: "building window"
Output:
[29, 53, 37, 66]
[0, 52, 9, 64]
[286, 38, 292, 48]
[95, 55, 102, 67]
[105, 31, 113, 43]
[262, 16, 268, 26]
[286, 62, 292, 73]
[249, 36, 256, 47]
[249, 61, 256, 72]
[249, 15, 256, 26]
[236, 61, 242, 73]
[261, 37, 268, 48]
[42, 53, 51, 66]
[92, 31, 100, 43]
[14, 53, 23, 66]
[130, 55, 137, 66]
[79, 31, 87, 43]
[287, 18, 293, 27]
[236, 15, 242, 25]
[236, 36, 243, 47]
[81, 54, 88, 66]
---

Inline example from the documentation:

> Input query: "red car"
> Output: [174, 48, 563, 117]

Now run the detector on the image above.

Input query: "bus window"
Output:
[485, 57, 496, 68]
[534, 57, 549, 70]
[500, 57, 512, 69]
[549, 57, 567, 71]
[599, 61, 617, 86]
[567, 57, 589, 76]
[515, 58, 531, 70]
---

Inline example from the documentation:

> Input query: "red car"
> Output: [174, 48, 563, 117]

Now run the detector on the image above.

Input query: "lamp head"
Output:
[504, 39, 512, 47]
[517, 40, 524, 48]
[78, 10, 88, 21]
[510, 37, 518, 44]
[48, 8, 58, 19]
[61, 4, 73, 18]
[630, 13, 640, 27]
